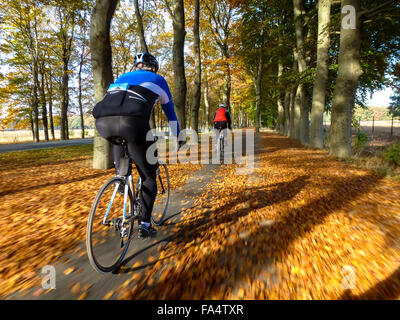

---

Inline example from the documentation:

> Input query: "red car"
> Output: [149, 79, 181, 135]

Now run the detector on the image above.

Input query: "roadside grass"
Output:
[0, 144, 93, 171]
[344, 134, 400, 183]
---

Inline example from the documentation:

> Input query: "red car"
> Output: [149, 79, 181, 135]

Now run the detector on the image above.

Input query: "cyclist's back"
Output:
[93, 53, 179, 238]
[213, 104, 232, 131]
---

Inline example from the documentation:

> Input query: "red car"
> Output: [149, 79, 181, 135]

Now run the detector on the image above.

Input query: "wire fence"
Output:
[323, 118, 400, 137]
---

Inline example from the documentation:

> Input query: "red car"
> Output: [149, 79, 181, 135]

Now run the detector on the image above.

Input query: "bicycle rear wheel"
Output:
[219, 135, 224, 163]
[86, 176, 134, 273]
[151, 164, 170, 226]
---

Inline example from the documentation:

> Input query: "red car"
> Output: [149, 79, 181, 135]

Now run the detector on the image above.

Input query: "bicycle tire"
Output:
[86, 176, 134, 273]
[151, 164, 170, 226]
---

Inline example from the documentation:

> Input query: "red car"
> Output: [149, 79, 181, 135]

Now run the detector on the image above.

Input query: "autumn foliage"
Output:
[1, 132, 400, 299]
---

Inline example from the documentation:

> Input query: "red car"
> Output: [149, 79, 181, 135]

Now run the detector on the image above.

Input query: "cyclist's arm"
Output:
[157, 77, 180, 137]
[161, 101, 180, 137]
[212, 110, 217, 122]
[226, 110, 232, 130]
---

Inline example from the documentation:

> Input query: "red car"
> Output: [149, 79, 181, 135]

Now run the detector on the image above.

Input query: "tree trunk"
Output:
[277, 63, 285, 134]
[223, 65, 231, 109]
[293, 0, 310, 145]
[39, 70, 49, 141]
[254, 51, 263, 133]
[310, 0, 331, 149]
[29, 110, 34, 140]
[171, 0, 187, 130]
[32, 62, 40, 142]
[289, 85, 297, 139]
[78, 58, 85, 139]
[190, 0, 201, 132]
[284, 90, 291, 136]
[46, 75, 55, 140]
[133, 0, 156, 130]
[330, 0, 362, 158]
[203, 71, 210, 130]
[133, 0, 149, 52]
[90, 0, 119, 169]
[60, 60, 69, 140]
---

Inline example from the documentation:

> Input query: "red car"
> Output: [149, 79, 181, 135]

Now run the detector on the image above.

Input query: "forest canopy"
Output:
[0, 0, 399, 160]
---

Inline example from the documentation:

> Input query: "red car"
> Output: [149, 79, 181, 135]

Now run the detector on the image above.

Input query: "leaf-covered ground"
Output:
[1, 132, 399, 299]
[115, 133, 400, 299]
[0, 144, 200, 298]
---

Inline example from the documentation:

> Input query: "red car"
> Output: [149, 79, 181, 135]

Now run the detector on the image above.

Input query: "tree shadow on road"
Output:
[340, 266, 400, 300]
[129, 171, 382, 299]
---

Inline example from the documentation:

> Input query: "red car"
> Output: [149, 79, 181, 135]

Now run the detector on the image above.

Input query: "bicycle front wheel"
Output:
[151, 164, 170, 226]
[86, 176, 134, 273]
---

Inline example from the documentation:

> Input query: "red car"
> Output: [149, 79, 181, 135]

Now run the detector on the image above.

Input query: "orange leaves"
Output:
[0, 145, 200, 298]
[2, 133, 400, 300]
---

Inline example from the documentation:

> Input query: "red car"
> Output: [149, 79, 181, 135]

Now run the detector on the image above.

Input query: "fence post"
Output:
[372, 116, 374, 134]
[391, 115, 394, 137]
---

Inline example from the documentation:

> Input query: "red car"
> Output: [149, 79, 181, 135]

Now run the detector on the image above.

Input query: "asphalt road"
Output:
[0, 138, 94, 153]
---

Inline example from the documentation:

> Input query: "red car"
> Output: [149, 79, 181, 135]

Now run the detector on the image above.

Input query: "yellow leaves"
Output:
[103, 291, 114, 300]
[71, 282, 80, 295]
[148, 256, 157, 264]
[64, 267, 75, 275]
[237, 288, 245, 299]
[132, 261, 142, 269]
[77, 292, 87, 300]
[2, 133, 400, 300]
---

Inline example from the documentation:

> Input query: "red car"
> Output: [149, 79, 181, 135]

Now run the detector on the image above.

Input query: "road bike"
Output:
[216, 128, 225, 163]
[86, 136, 170, 273]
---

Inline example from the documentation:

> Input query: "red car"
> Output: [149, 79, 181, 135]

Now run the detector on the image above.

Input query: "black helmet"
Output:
[134, 52, 159, 72]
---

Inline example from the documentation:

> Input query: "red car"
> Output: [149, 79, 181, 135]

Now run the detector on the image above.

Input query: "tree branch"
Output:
[359, 0, 394, 18]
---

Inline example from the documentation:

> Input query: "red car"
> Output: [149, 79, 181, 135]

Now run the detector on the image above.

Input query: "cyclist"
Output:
[93, 52, 180, 239]
[212, 103, 232, 145]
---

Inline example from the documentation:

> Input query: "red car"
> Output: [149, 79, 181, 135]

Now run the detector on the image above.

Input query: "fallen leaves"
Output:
[1, 133, 400, 300]
[0, 144, 200, 298]
[64, 268, 75, 275]
[121, 132, 400, 300]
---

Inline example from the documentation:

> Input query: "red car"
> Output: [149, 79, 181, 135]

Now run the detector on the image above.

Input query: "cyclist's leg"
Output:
[95, 116, 123, 175]
[213, 122, 222, 145]
[128, 140, 157, 223]
[118, 116, 157, 224]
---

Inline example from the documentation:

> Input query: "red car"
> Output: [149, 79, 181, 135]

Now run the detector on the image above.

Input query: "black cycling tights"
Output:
[95, 116, 157, 223]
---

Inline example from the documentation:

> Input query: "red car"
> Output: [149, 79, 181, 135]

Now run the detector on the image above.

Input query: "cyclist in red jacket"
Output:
[212, 103, 232, 150]
[213, 103, 232, 130]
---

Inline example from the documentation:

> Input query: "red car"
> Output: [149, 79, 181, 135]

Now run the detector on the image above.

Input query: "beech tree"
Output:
[90, 0, 119, 169]
[310, 0, 331, 149]
[163, 0, 187, 129]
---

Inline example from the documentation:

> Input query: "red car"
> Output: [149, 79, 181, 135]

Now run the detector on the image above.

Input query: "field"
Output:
[358, 120, 400, 137]
[0, 129, 95, 144]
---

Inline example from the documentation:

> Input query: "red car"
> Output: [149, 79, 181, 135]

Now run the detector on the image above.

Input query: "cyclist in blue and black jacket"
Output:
[93, 53, 180, 238]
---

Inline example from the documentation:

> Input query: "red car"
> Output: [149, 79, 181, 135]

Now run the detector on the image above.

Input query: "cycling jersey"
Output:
[214, 108, 228, 122]
[93, 69, 180, 137]
[213, 107, 232, 130]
